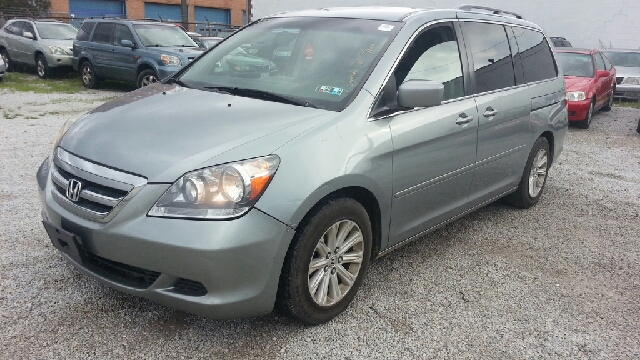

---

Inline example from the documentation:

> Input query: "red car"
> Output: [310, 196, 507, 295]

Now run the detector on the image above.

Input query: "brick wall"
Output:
[252, 0, 640, 50]
[50, 0, 70, 15]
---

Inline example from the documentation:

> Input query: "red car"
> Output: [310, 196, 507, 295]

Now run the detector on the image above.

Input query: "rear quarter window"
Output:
[511, 27, 558, 83]
[77, 21, 96, 41]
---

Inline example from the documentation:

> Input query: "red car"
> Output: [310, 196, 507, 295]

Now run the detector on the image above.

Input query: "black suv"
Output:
[72, 19, 203, 88]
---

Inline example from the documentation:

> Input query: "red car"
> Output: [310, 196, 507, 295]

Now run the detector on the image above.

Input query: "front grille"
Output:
[50, 148, 146, 223]
[82, 249, 161, 288]
[173, 278, 207, 296]
[616, 77, 624, 84]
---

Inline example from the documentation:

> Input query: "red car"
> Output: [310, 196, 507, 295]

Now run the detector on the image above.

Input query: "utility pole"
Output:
[245, 0, 251, 24]
[181, 0, 189, 30]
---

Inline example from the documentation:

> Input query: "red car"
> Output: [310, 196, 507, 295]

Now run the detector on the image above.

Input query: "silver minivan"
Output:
[37, 6, 568, 325]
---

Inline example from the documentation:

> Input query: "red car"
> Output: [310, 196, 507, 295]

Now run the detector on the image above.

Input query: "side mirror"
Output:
[397, 80, 444, 108]
[596, 70, 610, 78]
[23, 31, 35, 40]
[120, 39, 135, 48]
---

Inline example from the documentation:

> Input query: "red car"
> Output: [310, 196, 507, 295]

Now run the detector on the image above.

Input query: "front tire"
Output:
[136, 69, 158, 88]
[575, 100, 594, 129]
[277, 198, 372, 325]
[36, 54, 49, 79]
[503, 137, 550, 209]
[80, 61, 99, 89]
[1, 49, 12, 72]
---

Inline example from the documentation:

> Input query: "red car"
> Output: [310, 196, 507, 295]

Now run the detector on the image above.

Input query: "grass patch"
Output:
[0, 71, 85, 93]
[614, 100, 640, 109]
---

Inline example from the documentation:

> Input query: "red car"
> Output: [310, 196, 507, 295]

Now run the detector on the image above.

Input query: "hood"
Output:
[59, 83, 332, 182]
[564, 76, 593, 92]
[614, 66, 640, 77]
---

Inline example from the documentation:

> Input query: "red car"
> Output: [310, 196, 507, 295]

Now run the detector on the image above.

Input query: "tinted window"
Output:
[511, 27, 558, 83]
[113, 24, 135, 46]
[506, 27, 524, 85]
[23, 22, 35, 37]
[77, 21, 95, 41]
[601, 53, 612, 70]
[401, 25, 464, 101]
[556, 52, 594, 78]
[595, 53, 605, 71]
[6, 21, 24, 35]
[462, 22, 515, 93]
[92, 23, 114, 44]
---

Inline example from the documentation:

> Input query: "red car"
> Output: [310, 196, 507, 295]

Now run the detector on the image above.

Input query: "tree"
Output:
[0, 0, 51, 17]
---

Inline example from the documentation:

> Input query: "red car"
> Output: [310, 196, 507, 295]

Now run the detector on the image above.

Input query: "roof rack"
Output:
[456, 5, 523, 19]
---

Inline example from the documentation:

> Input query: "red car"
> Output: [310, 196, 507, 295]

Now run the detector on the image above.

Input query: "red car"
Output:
[556, 49, 616, 128]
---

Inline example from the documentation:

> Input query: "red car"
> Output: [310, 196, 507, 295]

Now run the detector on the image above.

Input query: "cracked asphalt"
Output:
[1, 89, 639, 359]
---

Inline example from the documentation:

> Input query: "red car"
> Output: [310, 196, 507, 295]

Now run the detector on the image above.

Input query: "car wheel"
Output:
[277, 198, 372, 325]
[575, 100, 594, 129]
[80, 61, 99, 89]
[1, 49, 12, 72]
[503, 137, 550, 209]
[137, 69, 158, 88]
[36, 54, 49, 79]
[601, 88, 614, 112]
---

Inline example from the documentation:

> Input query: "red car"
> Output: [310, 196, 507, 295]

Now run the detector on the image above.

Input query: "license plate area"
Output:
[43, 221, 83, 264]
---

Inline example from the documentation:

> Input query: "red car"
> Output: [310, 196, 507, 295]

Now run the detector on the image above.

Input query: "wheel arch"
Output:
[136, 62, 156, 77]
[539, 131, 555, 166]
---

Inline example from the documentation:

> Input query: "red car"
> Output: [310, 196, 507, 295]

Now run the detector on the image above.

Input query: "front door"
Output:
[388, 23, 478, 246]
[90, 22, 116, 78]
[110, 24, 138, 82]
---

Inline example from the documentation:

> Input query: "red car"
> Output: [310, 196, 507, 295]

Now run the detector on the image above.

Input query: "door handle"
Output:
[483, 107, 498, 118]
[455, 113, 473, 125]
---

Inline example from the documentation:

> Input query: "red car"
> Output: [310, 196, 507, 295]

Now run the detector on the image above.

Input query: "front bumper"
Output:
[614, 83, 640, 100]
[156, 65, 182, 81]
[37, 158, 294, 319]
[44, 53, 73, 68]
[566, 99, 591, 121]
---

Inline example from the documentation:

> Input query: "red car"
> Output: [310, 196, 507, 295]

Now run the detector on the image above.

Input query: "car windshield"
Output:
[133, 24, 198, 47]
[178, 17, 401, 111]
[556, 52, 595, 78]
[602, 51, 640, 68]
[35, 23, 78, 40]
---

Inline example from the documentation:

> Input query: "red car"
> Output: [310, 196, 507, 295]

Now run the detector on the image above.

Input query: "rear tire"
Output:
[79, 61, 99, 89]
[503, 137, 550, 209]
[276, 198, 372, 325]
[575, 100, 594, 129]
[1, 49, 11, 72]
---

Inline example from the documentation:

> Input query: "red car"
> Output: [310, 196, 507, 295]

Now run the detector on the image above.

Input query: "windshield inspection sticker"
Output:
[378, 24, 395, 31]
[316, 86, 344, 96]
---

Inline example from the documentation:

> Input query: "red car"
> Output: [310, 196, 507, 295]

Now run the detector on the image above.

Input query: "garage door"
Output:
[194, 7, 230, 25]
[69, 0, 125, 19]
[144, 3, 182, 22]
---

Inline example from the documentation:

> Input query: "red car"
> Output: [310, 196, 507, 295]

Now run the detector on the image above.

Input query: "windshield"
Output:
[178, 17, 401, 111]
[133, 24, 198, 47]
[602, 51, 640, 68]
[556, 52, 595, 78]
[36, 23, 78, 40]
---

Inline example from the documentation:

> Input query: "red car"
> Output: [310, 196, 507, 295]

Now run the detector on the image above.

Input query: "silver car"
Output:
[602, 49, 640, 100]
[37, 6, 568, 325]
[0, 19, 77, 79]
[0, 54, 5, 81]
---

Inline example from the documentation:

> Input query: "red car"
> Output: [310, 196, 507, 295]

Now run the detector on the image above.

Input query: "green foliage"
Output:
[0, 0, 52, 16]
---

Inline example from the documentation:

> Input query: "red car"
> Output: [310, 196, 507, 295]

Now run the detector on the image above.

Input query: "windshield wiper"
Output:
[202, 86, 319, 108]
[165, 78, 190, 88]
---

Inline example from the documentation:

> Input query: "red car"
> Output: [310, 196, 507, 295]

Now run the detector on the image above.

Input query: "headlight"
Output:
[622, 77, 640, 85]
[160, 54, 181, 66]
[49, 46, 70, 55]
[148, 155, 280, 219]
[565, 91, 586, 102]
[52, 113, 88, 152]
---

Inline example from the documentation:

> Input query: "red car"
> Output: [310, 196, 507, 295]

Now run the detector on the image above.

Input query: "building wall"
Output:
[252, 0, 640, 50]
[51, 0, 246, 26]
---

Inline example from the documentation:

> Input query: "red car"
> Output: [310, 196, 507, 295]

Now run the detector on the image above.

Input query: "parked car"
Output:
[550, 36, 572, 47]
[0, 55, 5, 81]
[193, 36, 223, 49]
[556, 48, 616, 128]
[38, 5, 567, 325]
[0, 19, 77, 78]
[72, 19, 204, 88]
[601, 49, 640, 100]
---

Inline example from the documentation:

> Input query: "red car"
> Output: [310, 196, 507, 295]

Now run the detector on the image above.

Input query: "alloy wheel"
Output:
[37, 59, 45, 77]
[308, 220, 364, 307]
[528, 148, 548, 198]
[141, 74, 157, 87]
[82, 65, 92, 85]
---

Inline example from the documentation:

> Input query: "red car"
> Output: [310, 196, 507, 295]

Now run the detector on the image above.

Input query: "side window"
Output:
[395, 24, 465, 101]
[506, 27, 524, 86]
[598, 53, 612, 71]
[594, 53, 606, 71]
[92, 23, 114, 44]
[511, 27, 558, 83]
[461, 22, 515, 93]
[113, 24, 135, 46]
[6, 22, 24, 35]
[23, 22, 35, 37]
[77, 21, 96, 41]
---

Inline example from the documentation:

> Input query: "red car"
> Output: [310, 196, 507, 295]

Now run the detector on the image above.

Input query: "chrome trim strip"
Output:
[80, 189, 123, 207]
[51, 189, 109, 220]
[395, 146, 524, 198]
[378, 187, 517, 258]
[56, 147, 146, 188]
